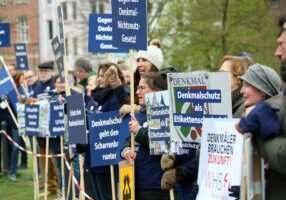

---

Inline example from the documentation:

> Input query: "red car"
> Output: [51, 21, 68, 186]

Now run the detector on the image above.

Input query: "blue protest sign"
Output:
[58, 5, 65, 55]
[50, 101, 65, 136]
[112, 0, 147, 50]
[0, 68, 14, 97]
[14, 43, 29, 70]
[25, 104, 40, 136]
[115, 115, 131, 164]
[88, 14, 129, 53]
[88, 111, 122, 167]
[51, 36, 65, 82]
[66, 93, 87, 144]
[0, 23, 10, 47]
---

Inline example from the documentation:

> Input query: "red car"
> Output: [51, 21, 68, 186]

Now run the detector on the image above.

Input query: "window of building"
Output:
[17, 16, 29, 43]
[0, 0, 7, 6]
[62, 2, 67, 20]
[90, 0, 104, 14]
[73, 37, 78, 56]
[48, 20, 53, 40]
[90, 1, 96, 13]
[47, 0, 52, 5]
[15, 0, 28, 4]
[65, 38, 69, 56]
[72, 2, 77, 20]
[0, 16, 7, 22]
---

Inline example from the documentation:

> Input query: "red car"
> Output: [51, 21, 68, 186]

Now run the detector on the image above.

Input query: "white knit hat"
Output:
[136, 39, 163, 70]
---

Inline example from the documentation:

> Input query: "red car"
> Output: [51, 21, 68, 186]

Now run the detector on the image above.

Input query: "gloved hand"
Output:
[228, 185, 240, 200]
[119, 104, 141, 118]
[161, 168, 177, 190]
[106, 65, 121, 88]
[161, 154, 177, 171]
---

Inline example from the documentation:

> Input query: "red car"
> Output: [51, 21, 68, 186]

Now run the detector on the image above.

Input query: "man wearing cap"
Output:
[31, 61, 59, 195]
[32, 61, 55, 100]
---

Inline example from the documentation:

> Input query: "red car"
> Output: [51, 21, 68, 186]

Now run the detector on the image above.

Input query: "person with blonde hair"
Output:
[219, 55, 255, 117]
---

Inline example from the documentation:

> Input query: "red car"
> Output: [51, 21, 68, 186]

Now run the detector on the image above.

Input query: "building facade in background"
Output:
[0, 0, 39, 69]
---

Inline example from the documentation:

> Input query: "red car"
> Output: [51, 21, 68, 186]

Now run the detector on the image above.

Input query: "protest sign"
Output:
[25, 104, 40, 136]
[51, 36, 65, 82]
[37, 100, 50, 137]
[119, 161, 134, 200]
[58, 5, 65, 55]
[0, 67, 14, 97]
[88, 111, 122, 167]
[88, 14, 129, 53]
[0, 23, 10, 47]
[145, 90, 170, 155]
[66, 93, 87, 144]
[112, 0, 147, 50]
[14, 43, 29, 70]
[50, 101, 65, 136]
[16, 103, 25, 135]
[168, 72, 232, 153]
[197, 118, 244, 200]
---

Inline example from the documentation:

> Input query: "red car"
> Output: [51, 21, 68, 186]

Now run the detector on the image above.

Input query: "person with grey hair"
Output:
[74, 58, 93, 87]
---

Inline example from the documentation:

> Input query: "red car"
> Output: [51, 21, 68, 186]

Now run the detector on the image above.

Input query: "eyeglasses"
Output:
[137, 85, 149, 92]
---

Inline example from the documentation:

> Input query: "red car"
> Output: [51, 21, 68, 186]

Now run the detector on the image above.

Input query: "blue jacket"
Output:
[239, 101, 281, 139]
[32, 78, 55, 99]
[122, 107, 165, 191]
[78, 87, 122, 173]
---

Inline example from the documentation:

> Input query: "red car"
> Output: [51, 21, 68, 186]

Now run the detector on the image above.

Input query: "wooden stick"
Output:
[0, 56, 20, 96]
[4, 99, 29, 147]
[110, 165, 116, 200]
[33, 136, 40, 200]
[129, 49, 135, 152]
[66, 170, 72, 199]
[79, 155, 84, 200]
[44, 137, 50, 200]
[4, 99, 19, 128]
[241, 137, 248, 200]
[170, 189, 175, 200]
[60, 136, 66, 200]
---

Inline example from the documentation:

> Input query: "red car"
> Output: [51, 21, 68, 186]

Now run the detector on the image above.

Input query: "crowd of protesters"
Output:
[1, 15, 286, 200]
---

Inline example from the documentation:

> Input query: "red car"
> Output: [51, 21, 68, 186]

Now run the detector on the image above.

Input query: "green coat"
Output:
[232, 96, 245, 118]
[253, 94, 286, 200]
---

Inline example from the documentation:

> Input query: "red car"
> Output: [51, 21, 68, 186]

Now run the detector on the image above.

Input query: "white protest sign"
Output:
[197, 118, 244, 200]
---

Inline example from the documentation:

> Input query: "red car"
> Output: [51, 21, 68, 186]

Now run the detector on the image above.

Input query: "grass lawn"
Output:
[0, 153, 58, 200]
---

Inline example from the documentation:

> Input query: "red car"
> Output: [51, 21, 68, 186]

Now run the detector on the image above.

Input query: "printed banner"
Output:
[145, 90, 170, 155]
[168, 72, 232, 152]
[112, 0, 147, 50]
[16, 103, 25, 135]
[50, 101, 65, 136]
[88, 14, 129, 53]
[66, 93, 87, 144]
[0, 23, 10, 47]
[88, 111, 122, 167]
[197, 118, 244, 200]
[37, 100, 51, 137]
[0, 68, 14, 97]
[25, 104, 40, 136]
[14, 43, 29, 70]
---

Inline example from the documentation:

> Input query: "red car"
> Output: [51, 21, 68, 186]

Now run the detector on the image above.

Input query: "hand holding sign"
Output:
[129, 113, 139, 134]
[123, 150, 136, 166]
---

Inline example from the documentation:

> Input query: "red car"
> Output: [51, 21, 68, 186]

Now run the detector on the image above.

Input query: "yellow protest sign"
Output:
[119, 160, 134, 200]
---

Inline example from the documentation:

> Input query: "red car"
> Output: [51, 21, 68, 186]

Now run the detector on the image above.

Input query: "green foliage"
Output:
[150, 0, 280, 72]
